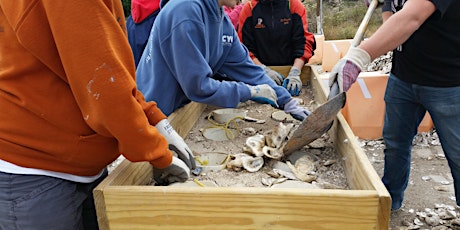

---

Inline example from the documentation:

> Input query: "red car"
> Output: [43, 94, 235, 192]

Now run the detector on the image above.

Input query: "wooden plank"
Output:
[270, 65, 311, 84]
[167, 102, 207, 138]
[101, 186, 380, 230]
[309, 65, 391, 229]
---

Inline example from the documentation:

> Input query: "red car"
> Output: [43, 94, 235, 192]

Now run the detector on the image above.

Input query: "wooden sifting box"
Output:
[94, 65, 391, 230]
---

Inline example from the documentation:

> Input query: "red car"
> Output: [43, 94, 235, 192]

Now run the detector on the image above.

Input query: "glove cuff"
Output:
[155, 119, 173, 136]
[344, 47, 371, 70]
[289, 66, 301, 76]
[261, 65, 269, 72]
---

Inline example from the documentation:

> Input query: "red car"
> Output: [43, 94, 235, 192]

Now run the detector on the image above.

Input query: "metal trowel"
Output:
[282, 91, 346, 155]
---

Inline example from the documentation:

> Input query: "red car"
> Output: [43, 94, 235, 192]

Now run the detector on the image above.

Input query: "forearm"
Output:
[382, 11, 392, 22]
[292, 58, 305, 70]
[252, 57, 264, 66]
[359, 0, 436, 60]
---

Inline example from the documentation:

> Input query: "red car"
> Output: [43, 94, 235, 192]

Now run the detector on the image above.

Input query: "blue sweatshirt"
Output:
[136, 0, 292, 116]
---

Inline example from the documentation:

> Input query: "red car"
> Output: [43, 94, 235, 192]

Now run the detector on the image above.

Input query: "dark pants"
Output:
[0, 169, 108, 230]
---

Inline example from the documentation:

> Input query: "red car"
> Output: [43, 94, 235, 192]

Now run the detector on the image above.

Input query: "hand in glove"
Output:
[249, 84, 279, 108]
[153, 156, 190, 185]
[155, 119, 196, 169]
[283, 99, 311, 121]
[328, 47, 371, 94]
[262, 65, 284, 85]
[282, 66, 302, 96]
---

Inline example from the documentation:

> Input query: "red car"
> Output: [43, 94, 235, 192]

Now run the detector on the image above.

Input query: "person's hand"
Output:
[282, 66, 302, 96]
[283, 99, 310, 121]
[153, 156, 191, 185]
[155, 119, 196, 169]
[262, 65, 284, 85]
[328, 47, 371, 94]
[249, 84, 279, 108]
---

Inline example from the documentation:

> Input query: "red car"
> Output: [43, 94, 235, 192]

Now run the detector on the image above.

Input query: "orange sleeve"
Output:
[39, 1, 172, 168]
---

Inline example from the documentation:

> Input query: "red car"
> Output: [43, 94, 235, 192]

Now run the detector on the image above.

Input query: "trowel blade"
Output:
[282, 92, 346, 155]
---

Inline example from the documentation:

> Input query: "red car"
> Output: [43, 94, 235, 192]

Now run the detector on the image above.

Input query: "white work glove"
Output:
[249, 84, 279, 108]
[155, 119, 196, 170]
[328, 47, 371, 94]
[282, 66, 302, 96]
[283, 99, 311, 121]
[262, 65, 284, 85]
[153, 156, 191, 185]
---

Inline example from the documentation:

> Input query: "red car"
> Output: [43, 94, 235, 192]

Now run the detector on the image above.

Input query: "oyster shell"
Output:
[242, 156, 264, 172]
[226, 153, 264, 172]
[287, 155, 317, 182]
[226, 153, 249, 171]
[263, 146, 284, 159]
[264, 122, 294, 148]
[243, 134, 266, 157]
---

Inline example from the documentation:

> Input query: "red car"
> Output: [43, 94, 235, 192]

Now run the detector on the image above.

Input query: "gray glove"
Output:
[262, 65, 284, 85]
[283, 99, 311, 121]
[153, 156, 191, 185]
[249, 84, 279, 108]
[155, 119, 196, 169]
[283, 66, 302, 96]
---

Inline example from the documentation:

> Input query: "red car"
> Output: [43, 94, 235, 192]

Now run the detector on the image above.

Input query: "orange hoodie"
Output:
[0, 0, 172, 176]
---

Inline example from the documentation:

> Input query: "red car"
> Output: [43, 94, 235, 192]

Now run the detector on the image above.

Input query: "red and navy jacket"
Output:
[238, 0, 315, 66]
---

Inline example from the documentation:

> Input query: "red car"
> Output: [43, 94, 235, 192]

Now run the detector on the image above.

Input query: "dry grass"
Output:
[304, 0, 382, 40]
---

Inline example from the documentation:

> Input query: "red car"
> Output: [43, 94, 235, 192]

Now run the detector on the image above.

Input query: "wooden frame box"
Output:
[94, 65, 391, 230]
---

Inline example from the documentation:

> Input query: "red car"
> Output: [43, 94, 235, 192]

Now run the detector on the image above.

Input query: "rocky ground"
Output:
[361, 132, 460, 230]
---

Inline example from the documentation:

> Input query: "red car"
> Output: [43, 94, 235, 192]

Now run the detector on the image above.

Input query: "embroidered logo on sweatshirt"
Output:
[222, 34, 234, 46]
[280, 18, 291, 25]
[255, 18, 266, 29]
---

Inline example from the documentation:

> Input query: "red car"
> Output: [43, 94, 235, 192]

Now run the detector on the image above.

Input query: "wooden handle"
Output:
[352, 0, 379, 47]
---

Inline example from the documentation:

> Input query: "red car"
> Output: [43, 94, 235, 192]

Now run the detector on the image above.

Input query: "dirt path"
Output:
[361, 133, 460, 229]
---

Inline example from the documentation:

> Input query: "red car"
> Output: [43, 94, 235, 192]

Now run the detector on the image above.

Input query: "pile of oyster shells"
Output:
[225, 122, 319, 185]
[398, 204, 460, 229]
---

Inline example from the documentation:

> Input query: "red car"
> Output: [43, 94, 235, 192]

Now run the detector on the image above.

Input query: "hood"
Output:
[131, 0, 161, 23]
[161, 0, 222, 20]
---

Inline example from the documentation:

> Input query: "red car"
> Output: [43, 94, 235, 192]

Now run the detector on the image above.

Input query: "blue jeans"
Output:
[382, 74, 460, 210]
[0, 169, 107, 230]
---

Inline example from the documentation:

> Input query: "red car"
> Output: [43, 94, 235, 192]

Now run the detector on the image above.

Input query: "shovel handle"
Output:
[352, 0, 379, 47]
[327, 0, 377, 101]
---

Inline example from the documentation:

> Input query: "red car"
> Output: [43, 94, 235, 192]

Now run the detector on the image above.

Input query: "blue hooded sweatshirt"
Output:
[136, 0, 292, 116]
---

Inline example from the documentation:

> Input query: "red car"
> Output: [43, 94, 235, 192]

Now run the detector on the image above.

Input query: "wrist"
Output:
[289, 66, 301, 76]
[344, 47, 371, 70]
[155, 119, 173, 135]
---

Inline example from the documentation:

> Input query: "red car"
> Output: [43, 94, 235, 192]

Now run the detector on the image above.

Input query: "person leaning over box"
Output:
[135, 0, 311, 121]
[0, 1, 196, 229]
[329, 0, 460, 211]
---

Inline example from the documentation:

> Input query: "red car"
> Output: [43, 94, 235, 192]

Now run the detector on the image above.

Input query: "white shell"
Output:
[242, 156, 264, 172]
[243, 134, 266, 157]
[264, 122, 294, 148]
